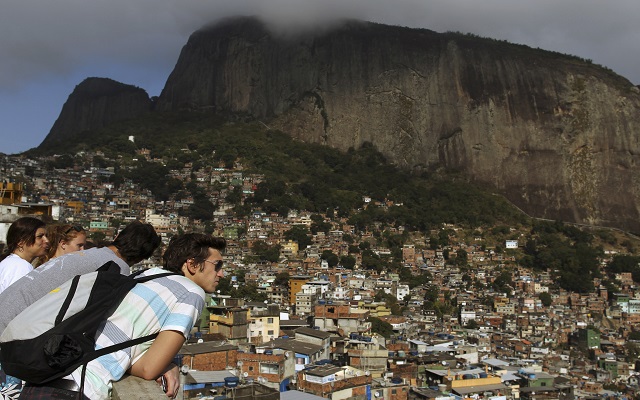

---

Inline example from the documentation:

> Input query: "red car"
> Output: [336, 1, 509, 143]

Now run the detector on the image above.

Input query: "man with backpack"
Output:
[0, 220, 161, 334]
[12, 232, 226, 400]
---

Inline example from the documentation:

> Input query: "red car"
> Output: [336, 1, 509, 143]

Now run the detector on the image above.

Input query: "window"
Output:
[260, 363, 279, 374]
[268, 330, 274, 335]
[267, 318, 274, 323]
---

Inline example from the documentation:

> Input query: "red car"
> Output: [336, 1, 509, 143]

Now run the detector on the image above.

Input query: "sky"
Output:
[1, 0, 639, 155]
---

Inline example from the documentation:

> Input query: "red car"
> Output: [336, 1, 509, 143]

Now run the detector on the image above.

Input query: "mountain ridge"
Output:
[39, 16, 640, 232]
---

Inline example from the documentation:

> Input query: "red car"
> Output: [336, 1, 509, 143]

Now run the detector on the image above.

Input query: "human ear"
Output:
[184, 259, 198, 275]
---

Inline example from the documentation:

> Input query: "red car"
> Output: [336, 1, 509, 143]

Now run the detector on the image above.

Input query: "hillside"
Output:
[38, 16, 640, 232]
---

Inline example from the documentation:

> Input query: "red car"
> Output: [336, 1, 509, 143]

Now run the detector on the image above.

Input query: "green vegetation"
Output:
[26, 111, 638, 293]
[607, 255, 640, 283]
[367, 316, 394, 338]
[519, 221, 604, 293]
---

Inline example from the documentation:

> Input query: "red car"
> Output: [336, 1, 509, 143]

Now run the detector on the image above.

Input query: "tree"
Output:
[284, 225, 312, 249]
[539, 292, 552, 307]
[465, 319, 479, 329]
[233, 283, 268, 302]
[424, 284, 439, 303]
[226, 186, 243, 205]
[340, 255, 356, 269]
[89, 231, 106, 243]
[368, 317, 394, 338]
[273, 272, 290, 288]
[321, 250, 339, 267]
[187, 196, 216, 221]
[455, 249, 468, 266]
[252, 240, 281, 263]
[375, 291, 403, 315]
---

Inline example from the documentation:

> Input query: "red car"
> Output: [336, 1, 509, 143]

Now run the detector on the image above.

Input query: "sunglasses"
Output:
[64, 225, 85, 235]
[204, 259, 224, 271]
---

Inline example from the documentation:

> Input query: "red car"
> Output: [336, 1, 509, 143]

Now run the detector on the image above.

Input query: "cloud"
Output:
[1, 0, 639, 92]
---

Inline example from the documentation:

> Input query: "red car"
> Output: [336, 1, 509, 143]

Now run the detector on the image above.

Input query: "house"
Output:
[296, 364, 372, 399]
[247, 303, 280, 345]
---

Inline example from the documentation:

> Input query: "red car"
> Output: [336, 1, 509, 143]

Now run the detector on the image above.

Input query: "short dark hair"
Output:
[163, 233, 226, 275]
[0, 217, 46, 262]
[111, 220, 161, 265]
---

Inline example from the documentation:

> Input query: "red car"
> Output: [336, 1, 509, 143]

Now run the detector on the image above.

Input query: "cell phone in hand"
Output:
[161, 375, 168, 393]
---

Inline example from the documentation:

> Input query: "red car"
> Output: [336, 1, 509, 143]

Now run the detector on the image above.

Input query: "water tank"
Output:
[350, 333, 359, 340]
[479, 373, 488, 378]
[388, 351, 396, 357]
[391, 377, 403, 384]
[224, 377, 239, 388]
[409, 351, 419, 356]
[463, 374, 474, 380]
[438, 384, 447, 393]
[529, 374, 536, 379]
[264, 350, 273, 355]
[397, 351, 406, 357]
[318, 300, 326, 305]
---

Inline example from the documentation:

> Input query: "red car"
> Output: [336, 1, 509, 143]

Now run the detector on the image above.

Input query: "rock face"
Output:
[157, 17, 640, 232]
[41, 78, 152, 147]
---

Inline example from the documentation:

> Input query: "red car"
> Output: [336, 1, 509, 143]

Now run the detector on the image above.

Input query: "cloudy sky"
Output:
[1, 0, 638, 155]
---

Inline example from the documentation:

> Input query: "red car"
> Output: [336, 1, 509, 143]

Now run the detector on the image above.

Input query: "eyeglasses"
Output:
[204, 259, 224, 271]
[64, 225, 85, 235]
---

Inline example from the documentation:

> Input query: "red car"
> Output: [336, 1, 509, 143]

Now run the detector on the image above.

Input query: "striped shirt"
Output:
[69, 268, 205, 399]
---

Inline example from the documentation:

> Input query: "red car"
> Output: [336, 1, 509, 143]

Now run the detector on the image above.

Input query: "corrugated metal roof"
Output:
[185, 370, 235, 384]
[452, 383, 507, 395]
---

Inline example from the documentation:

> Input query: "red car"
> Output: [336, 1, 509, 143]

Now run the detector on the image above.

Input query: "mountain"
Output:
[40, 17, 640, 232]
[40, 77, 152, 147]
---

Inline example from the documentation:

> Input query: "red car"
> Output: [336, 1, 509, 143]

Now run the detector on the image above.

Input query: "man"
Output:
[0, 220, 161, 333]
[19, 233, 226, 399]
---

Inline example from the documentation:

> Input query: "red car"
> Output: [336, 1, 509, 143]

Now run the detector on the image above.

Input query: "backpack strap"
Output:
[55, 275, 81, 326]
[91, 333, 159, 359]
[77, 332, 159, 399]
[132, 272, 179, 283]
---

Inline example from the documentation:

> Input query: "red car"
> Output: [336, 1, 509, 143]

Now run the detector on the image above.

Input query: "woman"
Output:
[0, 216, 48, 400]
[0, 217, 48, 294]
[38, 224, 87, 265]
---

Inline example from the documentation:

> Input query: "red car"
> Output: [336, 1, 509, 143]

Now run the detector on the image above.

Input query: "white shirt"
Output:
[0, 254, 33, 294]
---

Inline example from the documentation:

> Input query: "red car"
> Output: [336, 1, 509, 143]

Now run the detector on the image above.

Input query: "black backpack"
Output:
[0, 261, 175, 387]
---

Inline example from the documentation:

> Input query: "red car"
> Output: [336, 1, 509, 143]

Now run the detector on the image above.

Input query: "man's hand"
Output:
[156, 363, 180, 398]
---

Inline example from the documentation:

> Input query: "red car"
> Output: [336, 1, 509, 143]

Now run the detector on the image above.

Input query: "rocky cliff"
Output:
[41, 77, 152, 147]
[156, 17, 640, 232]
